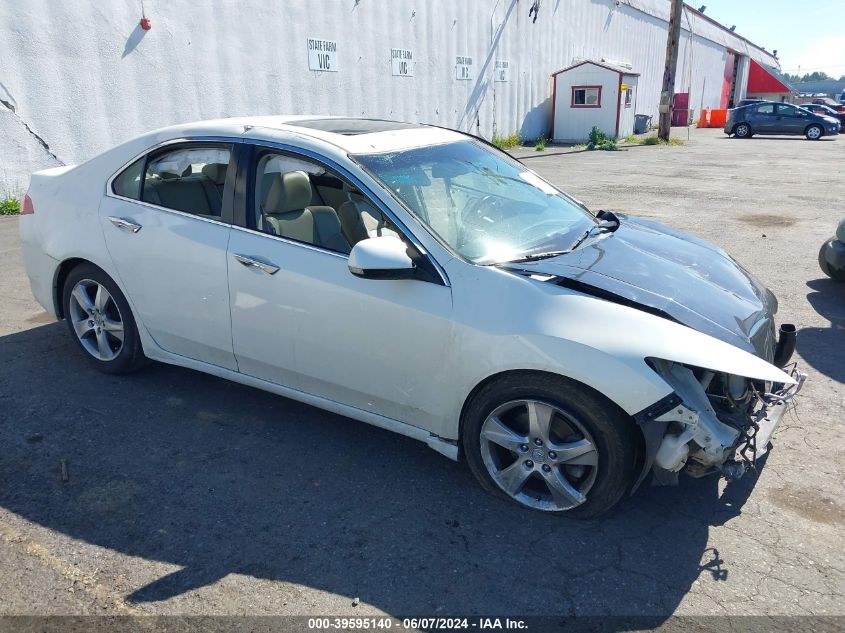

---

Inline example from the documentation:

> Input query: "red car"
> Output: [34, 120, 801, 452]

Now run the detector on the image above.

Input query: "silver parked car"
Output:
[819, 217, 845, 281]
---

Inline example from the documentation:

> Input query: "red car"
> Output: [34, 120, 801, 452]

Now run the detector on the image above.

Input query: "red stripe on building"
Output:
[747, 59, 791, 93]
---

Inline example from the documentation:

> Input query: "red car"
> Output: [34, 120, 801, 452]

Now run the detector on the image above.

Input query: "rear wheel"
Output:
[462, 373, 638, 518]
[62, 263, 147, 374]
[806, 124, 823, 140]
[734, 123, 752, 138]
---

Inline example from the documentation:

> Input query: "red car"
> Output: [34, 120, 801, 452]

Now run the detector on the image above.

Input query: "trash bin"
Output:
[634, 114, 651, 134]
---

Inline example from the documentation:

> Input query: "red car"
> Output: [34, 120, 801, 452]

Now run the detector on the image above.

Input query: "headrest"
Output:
[264, 171, 312, 214]
[152, 158, 192, 179]
[202, 163, 227, 184]
[149, 148, 228, 179]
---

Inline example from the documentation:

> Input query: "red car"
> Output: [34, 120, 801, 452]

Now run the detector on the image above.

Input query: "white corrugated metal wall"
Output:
[0, 0, 778, 193]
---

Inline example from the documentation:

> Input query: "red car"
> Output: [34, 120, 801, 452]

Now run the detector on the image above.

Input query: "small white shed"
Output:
[551, 61, 640, 142]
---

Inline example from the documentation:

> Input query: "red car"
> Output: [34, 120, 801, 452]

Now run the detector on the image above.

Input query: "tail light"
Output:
[21, 193, 34, 215]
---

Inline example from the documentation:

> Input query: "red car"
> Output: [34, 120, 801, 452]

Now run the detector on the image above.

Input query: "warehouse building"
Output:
[0, 0, 778, 192]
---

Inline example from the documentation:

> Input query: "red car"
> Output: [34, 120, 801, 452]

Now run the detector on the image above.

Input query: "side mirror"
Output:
[348, 236, 416, 280]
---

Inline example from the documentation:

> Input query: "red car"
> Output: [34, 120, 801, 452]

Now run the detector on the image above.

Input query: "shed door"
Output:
[618, 77, 637, 137]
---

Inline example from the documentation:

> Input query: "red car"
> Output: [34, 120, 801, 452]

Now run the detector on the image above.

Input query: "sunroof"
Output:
[287, 118, 424, 136]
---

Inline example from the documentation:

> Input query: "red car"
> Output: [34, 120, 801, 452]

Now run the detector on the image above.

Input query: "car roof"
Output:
[741, 100, 801, 107]
[143, 115, 470, 155]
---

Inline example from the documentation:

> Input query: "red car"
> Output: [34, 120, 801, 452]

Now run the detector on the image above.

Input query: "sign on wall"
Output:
[456, 55, 473, 80]
[391, 49, 414, 77]
[307, 38, 338, 72]
[494, 60, 509, 82]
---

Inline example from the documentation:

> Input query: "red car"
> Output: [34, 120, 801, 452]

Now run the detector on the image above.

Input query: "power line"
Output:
[780, 63, 845, 72]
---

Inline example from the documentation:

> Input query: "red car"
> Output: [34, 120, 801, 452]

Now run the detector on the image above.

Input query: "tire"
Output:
[62, 263, 147, 374]
[806, 124, 823, 140]
[461, 372, 638, 519]
[734, 123, 752, 138]
[818, 239, 845, 281]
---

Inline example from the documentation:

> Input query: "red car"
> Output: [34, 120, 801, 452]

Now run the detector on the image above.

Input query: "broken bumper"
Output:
[637, 360, 806, 487]
[732, 367, 806, 466]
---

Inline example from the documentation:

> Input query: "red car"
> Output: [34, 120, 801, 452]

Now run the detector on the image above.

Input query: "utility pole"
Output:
[658, 0, 684, 141]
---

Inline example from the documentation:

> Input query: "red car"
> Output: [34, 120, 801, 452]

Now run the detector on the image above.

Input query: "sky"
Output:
[693, 0, 845, 78]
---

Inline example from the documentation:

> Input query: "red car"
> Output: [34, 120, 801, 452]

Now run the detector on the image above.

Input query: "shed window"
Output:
[625, 87, 633, 108]
[571, 86, 602, 108]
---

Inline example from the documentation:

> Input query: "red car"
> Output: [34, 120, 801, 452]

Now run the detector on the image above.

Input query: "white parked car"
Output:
[19, 116, 804, 517]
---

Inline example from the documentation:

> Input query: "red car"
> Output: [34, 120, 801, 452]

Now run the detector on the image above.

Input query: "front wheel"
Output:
[734, 123, 752, 138]
[818, 238, 845, 281]
[62, 263, 147, 374]
[462, 373, 638, 518]
[806, 125, 823, 140]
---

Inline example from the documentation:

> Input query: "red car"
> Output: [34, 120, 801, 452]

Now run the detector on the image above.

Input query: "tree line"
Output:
[783, 71, 845, 84]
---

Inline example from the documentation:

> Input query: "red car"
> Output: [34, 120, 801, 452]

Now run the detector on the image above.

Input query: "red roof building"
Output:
[746, 59, 795, 101]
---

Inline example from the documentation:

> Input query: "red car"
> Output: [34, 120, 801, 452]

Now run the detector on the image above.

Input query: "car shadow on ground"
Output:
[0, 322, 767, 617]
[798, 278, 845, 383]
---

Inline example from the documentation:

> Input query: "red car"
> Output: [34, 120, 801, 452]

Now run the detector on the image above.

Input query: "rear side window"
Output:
[141, 146, 232, 219]
[756, 104, 774, 114]
[112, 157, 144, 200]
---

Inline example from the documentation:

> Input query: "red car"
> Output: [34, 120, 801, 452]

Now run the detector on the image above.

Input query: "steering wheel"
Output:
[462, 194, 508, 225]
[456, 195, 507, 250]
[518, 219, 569, 242]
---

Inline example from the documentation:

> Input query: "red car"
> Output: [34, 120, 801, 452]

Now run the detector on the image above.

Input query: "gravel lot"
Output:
[0, 128, 842, 622]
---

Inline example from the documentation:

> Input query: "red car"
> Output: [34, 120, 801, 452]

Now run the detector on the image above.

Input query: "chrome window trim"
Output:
[105, 194, 233, 229]
[246, 139, 450, 287]
[230, 224, 349, 260]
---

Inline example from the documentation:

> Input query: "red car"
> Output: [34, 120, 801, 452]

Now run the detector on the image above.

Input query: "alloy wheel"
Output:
[479, 399, 599, 511]
[68, 279, 125, 361]
[807, 126, 821, 140]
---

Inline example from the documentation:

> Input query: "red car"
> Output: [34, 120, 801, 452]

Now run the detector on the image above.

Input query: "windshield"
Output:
[353, 140, 595, 264]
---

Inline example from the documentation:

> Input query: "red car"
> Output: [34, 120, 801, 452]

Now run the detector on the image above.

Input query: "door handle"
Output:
[108, 216, 143, 233]
[233, 253, 280, 275]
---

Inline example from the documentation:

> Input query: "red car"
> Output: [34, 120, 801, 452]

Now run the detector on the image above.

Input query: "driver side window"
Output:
[253, 152, 399, 254]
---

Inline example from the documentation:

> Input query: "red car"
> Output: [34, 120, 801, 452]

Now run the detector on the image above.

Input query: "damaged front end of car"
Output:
[499, 212, 809, 488]
[635, 345, 805, 488]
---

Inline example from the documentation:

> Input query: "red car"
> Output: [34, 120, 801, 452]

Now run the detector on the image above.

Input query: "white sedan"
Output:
[19, 116, 803, 517]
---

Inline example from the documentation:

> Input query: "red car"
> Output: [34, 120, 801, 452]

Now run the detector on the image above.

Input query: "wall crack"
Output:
[0, 95, 64, 166]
